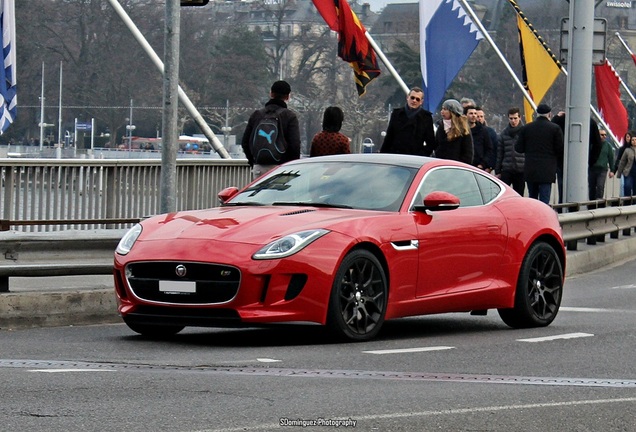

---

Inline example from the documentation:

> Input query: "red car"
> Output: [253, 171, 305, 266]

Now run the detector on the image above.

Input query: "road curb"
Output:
[1, 236, 636, 331]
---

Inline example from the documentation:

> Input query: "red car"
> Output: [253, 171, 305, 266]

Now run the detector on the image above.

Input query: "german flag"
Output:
[312, 0, 380, 96]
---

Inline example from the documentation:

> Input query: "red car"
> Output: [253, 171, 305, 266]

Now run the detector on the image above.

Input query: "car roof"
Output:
[285, 153, 437, 169]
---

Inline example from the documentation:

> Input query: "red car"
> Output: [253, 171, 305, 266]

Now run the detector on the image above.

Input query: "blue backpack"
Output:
[251, 106, 287, 165]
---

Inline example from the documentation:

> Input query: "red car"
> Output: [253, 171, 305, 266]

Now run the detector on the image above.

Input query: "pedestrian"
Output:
[241, 80, 301, 179]
[432, 99, 473, 164]
[465, 105, 494, 171]
[496, 107, 525, 195]
[588, 128, 614, 200]
[611, 131, 634, 197]
[310, 106, 351, 157]
[380, 87, 435, 156]
[477, 107, 499, 172]
[460, 97, 476, 109]
[551, 112, 602, 202]
[616, 135, 636, 197]
[515, 104, 564, 204]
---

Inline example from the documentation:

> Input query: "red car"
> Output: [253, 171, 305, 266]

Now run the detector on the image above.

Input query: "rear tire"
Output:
[498, 241, 563, 328]
[327, 249, 388, 341]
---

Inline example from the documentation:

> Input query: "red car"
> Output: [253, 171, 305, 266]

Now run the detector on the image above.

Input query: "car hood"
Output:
[139, 206, 384, 244]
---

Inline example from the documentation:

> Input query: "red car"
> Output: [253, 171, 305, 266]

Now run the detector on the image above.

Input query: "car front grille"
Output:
[126, 261, 240, 305]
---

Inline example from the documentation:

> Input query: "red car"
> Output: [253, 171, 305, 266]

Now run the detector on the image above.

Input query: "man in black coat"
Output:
[380, 87, 436, 156]
[242, 80, 301, 179]
[466, 105, 494, 171]
[515, 104, 564, 204]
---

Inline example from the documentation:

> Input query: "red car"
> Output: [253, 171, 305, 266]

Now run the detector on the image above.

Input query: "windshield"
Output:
[227, 161, 418, 212]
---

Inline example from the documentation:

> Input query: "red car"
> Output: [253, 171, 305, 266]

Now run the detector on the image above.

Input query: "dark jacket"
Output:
[496, 123, 525, 174]
[592, 140, 614, 171]
[241, 99, 301, 166]
[551, 115, 602, 167]
[433, 120, 474, 165]
[470, 122, 494, 169]
[380, 107, 436, 156]
[515, 116, 564, 183]
[613, 144, 630, 173]
[485, 125, 499, 169]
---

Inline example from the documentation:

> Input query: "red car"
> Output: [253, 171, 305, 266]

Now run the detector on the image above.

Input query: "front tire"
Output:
[327, 249, 388, 341]
[498, 241, 563, 328]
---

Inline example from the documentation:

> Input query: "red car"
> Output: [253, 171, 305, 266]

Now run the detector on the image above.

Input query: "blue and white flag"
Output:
[420, 0, 483, 113]
[0, 0, 16, 134]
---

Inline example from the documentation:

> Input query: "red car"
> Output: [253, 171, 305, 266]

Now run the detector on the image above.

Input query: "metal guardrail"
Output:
[557, 204, 636, 251]
[1, 158, 252, 232]
[0, 229, 127, 292]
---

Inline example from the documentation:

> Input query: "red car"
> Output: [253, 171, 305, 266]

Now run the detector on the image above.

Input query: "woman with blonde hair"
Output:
[433, 99, 473, 164]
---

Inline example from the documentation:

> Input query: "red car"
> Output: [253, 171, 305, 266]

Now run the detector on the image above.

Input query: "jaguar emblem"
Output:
[175, 264, 187, 278]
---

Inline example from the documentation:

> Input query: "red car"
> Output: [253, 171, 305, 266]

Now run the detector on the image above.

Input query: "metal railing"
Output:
[1, 158, 252, 231]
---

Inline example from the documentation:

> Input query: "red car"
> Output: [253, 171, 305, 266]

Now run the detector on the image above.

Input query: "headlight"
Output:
[253, 229, 329, 260]
[116, 224, 143, 255]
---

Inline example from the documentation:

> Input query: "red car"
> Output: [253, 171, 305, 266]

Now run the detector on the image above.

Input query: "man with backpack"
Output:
[241, 80, 301, 179]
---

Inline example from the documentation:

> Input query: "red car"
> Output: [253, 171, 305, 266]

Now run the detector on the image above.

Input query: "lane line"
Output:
[560, 306, 613, 312]
[363, 346, 455, 354]
[517, 332, 594, 342]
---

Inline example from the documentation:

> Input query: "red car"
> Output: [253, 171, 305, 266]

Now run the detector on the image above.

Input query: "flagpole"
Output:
[365, 32, 409, 95]
[615, 32, 635, 59]
[553, 65, 619, 145]
[612, 32, 636, 106]
[457, 0, 537, 112]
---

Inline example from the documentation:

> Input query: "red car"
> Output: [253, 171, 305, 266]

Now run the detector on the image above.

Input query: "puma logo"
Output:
[258, 129, 276, 144]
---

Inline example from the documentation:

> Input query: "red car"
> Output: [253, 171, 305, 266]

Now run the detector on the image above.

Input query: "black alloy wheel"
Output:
[327, 249, 388, 341]
[498, 241, 564, 328]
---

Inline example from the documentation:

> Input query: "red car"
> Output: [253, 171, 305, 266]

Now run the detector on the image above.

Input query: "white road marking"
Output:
[611, 284, 636, 289]
[517, 332, 594, 343]
[189, 397, 636, 432]
[560, 306, 612, 313]
[363, 346, 455, 355]
[256, 358, 282, 363]
[28, 369, 116, 373]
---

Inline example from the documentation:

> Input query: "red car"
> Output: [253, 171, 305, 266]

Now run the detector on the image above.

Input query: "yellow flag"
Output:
[514, 4, 562, 123]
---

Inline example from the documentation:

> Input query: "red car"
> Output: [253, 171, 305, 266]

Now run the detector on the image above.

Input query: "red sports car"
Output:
[114, 154, 565, 341]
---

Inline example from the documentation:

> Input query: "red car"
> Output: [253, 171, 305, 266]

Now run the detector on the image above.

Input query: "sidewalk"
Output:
[2, 235, 636, 330]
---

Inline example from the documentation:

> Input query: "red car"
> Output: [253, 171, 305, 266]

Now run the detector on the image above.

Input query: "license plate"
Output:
[159, 280, 196, 294]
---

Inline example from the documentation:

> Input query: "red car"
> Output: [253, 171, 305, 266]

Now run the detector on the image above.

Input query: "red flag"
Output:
[312, 0, 380, 96]
[594, 60, 628, 144]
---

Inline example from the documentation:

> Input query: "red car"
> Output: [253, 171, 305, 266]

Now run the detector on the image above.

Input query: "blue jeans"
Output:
[623, 175, 635, 197]
[527, 182, 552, 204]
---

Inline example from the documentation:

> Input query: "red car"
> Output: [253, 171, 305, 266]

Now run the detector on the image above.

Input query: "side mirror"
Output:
[218, 187, 239, 204]
[414, 191, 460, 212]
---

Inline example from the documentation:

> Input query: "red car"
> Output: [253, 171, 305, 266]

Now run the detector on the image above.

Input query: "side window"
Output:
[475, 172, 502, 204]
[416, 168, 484, 207]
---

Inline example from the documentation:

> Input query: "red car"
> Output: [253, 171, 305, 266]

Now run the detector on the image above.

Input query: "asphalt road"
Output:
[1, 256, 635, 432]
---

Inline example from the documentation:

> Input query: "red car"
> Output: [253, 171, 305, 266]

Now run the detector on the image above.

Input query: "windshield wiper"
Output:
[272, 201, 353, 209]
